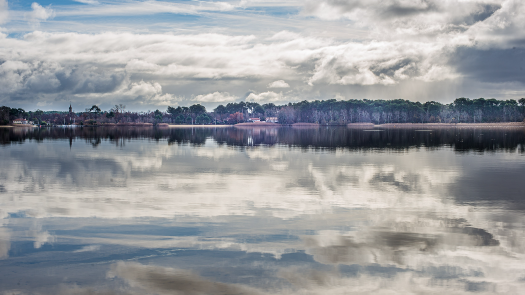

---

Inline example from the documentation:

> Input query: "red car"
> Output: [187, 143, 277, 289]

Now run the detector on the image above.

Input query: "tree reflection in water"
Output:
[2, 126, 524, 153]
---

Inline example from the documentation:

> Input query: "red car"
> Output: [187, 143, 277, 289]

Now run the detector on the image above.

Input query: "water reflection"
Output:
[2, 126, 524, 152]
[0, 126, 524, 294]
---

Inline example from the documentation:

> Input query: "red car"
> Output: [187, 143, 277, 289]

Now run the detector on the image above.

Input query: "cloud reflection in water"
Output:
[0, 127, 524, 294]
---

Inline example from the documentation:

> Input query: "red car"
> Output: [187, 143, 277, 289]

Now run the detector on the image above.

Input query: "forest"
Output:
[1, 97, 525, 126]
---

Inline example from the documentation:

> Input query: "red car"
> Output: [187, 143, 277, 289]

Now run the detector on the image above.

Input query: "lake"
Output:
[1, 126, 524, 294]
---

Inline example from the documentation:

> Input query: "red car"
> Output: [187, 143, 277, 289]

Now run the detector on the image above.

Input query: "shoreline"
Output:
[1, 122, 523, 129]
[234, 122, 280, 127]
[2, 124, 37, 128]
[168, 124, 232, 128]
[369, 122, 525, 128]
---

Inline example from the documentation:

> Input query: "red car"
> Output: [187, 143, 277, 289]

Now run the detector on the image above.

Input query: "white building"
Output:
[12, 118, 28, 124]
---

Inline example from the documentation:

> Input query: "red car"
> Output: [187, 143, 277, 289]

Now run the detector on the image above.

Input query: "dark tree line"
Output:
[167, 104, 211, 124]
[2, 97, 525, 126]
[204, 98, 525, 124]
[1, 104, 178, 126]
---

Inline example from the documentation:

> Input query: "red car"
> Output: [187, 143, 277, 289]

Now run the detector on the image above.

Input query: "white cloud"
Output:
[216, 1, 236, 11]
[0, 30, 468, 102]
[27, 2, 55, 25]
[193, 91, 238, 102]
[268, 80, 290, 88]
[246, 91, 285, 102]
[465, 0, 525, 48]
[121, 80, 163, 97]
[268, 30, 302, 41]
[73, 0, 99, 4]
[27, 223, 55, 249]
[118, 81, 180, 106]
[307, 40, 457, 86]
[73, 245, 101, 252]
[125, 59, 161, 73]
[300, 0, 525, 54]
[0, 26, 518, 108]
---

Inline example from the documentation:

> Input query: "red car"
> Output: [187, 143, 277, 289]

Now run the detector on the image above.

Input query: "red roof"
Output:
[13, 118, 27, 121]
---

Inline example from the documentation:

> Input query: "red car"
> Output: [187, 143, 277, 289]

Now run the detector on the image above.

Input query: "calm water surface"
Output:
[0, 126, 524, 294]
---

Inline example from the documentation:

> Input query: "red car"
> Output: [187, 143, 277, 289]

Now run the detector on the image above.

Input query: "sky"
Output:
[0, 0, 524, 111]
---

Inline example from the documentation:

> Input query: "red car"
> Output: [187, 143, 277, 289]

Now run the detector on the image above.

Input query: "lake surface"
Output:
[1, 126, 524, 294]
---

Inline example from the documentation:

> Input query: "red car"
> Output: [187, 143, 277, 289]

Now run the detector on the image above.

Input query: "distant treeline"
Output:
[208, 97, 525, 124]
[2, 97, 525, 125]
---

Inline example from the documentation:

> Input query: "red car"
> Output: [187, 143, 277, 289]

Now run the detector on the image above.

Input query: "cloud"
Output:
[27, 2, 55, 25]
[246, 91, 286, 102]
[1, 1, 525, 108]
[216, 2, 236, 11]
[0, 29, 472, 109]
[303, 227, 499, 267]
[303, 0, 439, 21]
[60, 258, 525, 295]
[465, 0, 525, 48]
[73, 0, 100, 4]
[109, 261, 265, 295]
[0, 61, 128, 95]
[307, 40, 460, 86]
[57, 0, 238, 18]
[0, 0, 8, 25]
[302, 0, 502, 35]
[268, 80, 290, 88]
[268, 30, 302, 41]
[117, 81, 179, 106]
[193, 91, 238, 103]
[73, 245, 101, 252]
[0, 228, 10, 259]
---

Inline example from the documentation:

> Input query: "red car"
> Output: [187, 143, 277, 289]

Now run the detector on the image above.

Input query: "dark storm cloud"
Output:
[452, 47, 525, 84]
[56, 67, 127, 94]
[0, 62, 127, 96]
[383, 2, 436, 18]
[304, 0, 438, 19]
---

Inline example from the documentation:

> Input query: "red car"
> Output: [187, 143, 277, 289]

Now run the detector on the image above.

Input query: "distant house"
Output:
[12, 118, 28, 124]
[249, 118, 261, 122]
[266, 117, 278, 123]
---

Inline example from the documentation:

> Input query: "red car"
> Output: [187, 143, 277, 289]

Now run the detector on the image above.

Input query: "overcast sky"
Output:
[0, 0, 524, 111]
